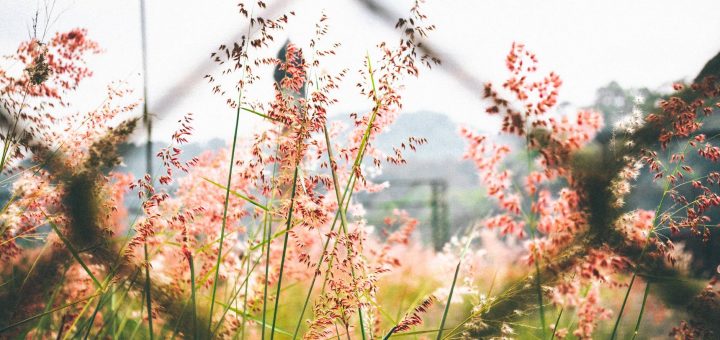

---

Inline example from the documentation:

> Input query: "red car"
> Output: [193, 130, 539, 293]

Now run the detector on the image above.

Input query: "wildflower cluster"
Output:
[459, 42, 720, 338]
[1, 0, 443, 338]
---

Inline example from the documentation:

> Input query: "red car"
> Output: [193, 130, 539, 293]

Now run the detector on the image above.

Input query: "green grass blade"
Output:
[241, 107, 279, 122]
[611, 273, 635, 339]
[201, 176, 268, 211]
[437, 234, 473, 340]
[630, 282, 651, 340]
[143, 243, 154, 339]
[216, 301, 294, 337]
[208, 89, 245, 333]
[0, 293, 101, 334]
[44, 215, 102, 288]
[270, 165, 299, 340]
[436, 261, 460, 340]
[189, 254, 198, 340]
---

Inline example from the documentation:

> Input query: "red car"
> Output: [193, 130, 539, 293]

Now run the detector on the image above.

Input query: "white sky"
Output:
[2, 0, 720, 142]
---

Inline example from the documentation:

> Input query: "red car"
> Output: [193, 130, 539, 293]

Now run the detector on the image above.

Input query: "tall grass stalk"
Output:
[207, 4, 256, 328]
[436, 232, 473, 340]
[630, 282, 651, 340]
[550, 307, 564, 340]
[435, 261, 460, 340]
[212, 254, 263, 336]
[522, 120, 546, 339]
[528, 223, 546, 339]
[270, 165, 299, 340]
[261, 191, 273, 340]
[291, 175, 355, 339]
[610, 138, 697, 339]
[207, 88, 244, 334]
[81, 289, 113, 339]
[143, 243, 154, 339]
[240, 252, 250, 340]
[291, 54, 379, 339]
[261, 141, 281, 340]
[188, 254, 198, 340]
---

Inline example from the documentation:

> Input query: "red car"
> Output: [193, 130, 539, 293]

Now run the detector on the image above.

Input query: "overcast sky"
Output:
[2, 0, 720, 142]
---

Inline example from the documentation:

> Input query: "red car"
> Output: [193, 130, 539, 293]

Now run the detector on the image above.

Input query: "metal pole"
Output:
[140, 0, 152, 177]
[139, 1, 154, 338]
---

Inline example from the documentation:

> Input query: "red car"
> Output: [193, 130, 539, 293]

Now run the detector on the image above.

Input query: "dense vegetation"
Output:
[1, 1, 719, 339]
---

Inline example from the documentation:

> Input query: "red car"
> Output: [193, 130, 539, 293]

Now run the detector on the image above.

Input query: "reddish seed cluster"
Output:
[638, 79, 720, 247]
[393, 295, 436, 333]
[7, 2, 720, 339]
[8, 28, 101, 101]
[157, 113, 199, 185]
[483, 42, 562, 136]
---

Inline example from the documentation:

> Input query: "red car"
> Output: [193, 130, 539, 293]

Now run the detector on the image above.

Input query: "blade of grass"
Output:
[201, 176, 268, 211]
[129, 289, 146, 339]
[212, 254, 262, 336]
[385, 327, 453, 338]
[33, 264, 69, 338]
[611, 273, 635, 339]
[216, 301, 294, 337]
[240, 249, 251, 340]
[0, 293, 101, 333]
[630, 282, 651, 340]
[143, 242, 154, 339]
[208, 86, 245, 334]
[270, 165, 299, 340]
[44, 213, 101, 288]
[242, 107, 279, 122]
[382, 326, 397, 340]
[436, 233, 473, 340]
[81, 287, 113, 339]
[189, 254, 198, 340]
[94, 270, 141, 338]
[261, 145, 280, 340]
[549, 307, 564, 340]
[549, 273, 574, 340]
[66, 269, 118, 340]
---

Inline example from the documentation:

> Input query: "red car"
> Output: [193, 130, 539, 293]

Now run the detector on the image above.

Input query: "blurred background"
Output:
[2, 0, 720, 258]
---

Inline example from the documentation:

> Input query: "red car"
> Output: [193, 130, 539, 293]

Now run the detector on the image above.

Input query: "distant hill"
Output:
[118, 111, 473, 183]
[373, 111, 466, 162]
[117, 138, 226, 180]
